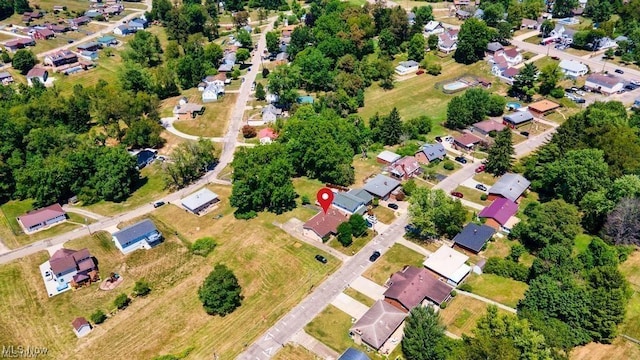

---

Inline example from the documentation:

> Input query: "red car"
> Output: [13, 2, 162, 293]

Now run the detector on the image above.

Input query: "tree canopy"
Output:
[408, 187, 467, 239]
[198, 264, 243, 316]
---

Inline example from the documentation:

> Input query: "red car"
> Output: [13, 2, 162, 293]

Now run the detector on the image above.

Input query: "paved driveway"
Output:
[331, 293, 369, 319]
[460, 178, 488, 193]
[350, 276, 386, 300]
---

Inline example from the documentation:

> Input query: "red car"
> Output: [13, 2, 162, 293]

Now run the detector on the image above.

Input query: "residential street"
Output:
[238, 215, 409, 360]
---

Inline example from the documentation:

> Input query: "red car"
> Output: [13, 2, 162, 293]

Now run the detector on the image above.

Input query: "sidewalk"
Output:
[290, 330, 339, 360]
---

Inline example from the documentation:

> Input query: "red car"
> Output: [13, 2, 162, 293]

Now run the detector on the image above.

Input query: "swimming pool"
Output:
[443, 81, 469, 92]
[507, 102, 521, 110]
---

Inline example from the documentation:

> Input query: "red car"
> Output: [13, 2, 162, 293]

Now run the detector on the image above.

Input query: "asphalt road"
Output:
[238, 214, 409, 360]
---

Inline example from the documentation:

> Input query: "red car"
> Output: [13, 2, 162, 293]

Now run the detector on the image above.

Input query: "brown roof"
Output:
[473, 120, 506, 133]
[350, 300, 406, 350]
[71, 317, 89, 331]
[18, 203, 65, 228]
[384, 266, 453, 308]
[37, 29, 54, 37]
[26, 67, 47, 78]
[528, 99, 560, 114]
[504, 48, 519, 58]
[303, 208, 347, 238]
[503, 67, 520, 78]
[454, 132, 483, 147]
[50, 248, 94, 275]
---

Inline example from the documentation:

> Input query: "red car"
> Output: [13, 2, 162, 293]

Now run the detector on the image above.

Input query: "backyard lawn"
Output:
[440, 295, 513, 337]
[304, 305, 356, 353]
[363, 243, 426, 285]
[372, 206, 396, 224]
[482, 236, 536, 268]
[352, 155, 382, 187]
[453, 185, 489, 206]
[0, 185, 340, 360]
[464, 273, 528, 308]
[173, 94, 238, 138]
[53, 53, 124, 96]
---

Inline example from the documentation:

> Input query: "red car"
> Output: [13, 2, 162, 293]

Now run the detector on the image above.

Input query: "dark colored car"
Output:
[454, 156, 467, 164]
[388, 203, 399, 210]
[475, 184, 487, 191]
[435, 136, 442, 143]
[416, 70, 425, 75]
[475, 164, 485, 173]
[315, 255, 328, 264]
[520, 131, 530, 137]
[450, 191, 464, 198]
[153, 201, 165, 208]
[551, 56, 560, 60]
[369, 251, 381, 262]
[615, 69, 624, 74]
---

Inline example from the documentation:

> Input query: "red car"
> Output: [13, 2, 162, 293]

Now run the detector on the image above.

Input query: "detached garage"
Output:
[182, 188, 220, 215]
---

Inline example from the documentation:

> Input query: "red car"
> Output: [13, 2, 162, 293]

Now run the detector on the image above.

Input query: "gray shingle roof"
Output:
[181, 188, 219, 213]
[453, 223, 496, 253]
[363, 175, 401, 198]
[488, 173, 531, 202]
[419, 143, 446, 161]
[112, 219, 159, 247]
[503, 111, 533, 125]
[332, 192, 366, 214]
[348, 188, 374, 204]
[338, 348, 370, 360]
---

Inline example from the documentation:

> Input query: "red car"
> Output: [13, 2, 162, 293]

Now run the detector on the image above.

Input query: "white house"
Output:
[558, 59, 589, 78]
[394, 60, 419, 75]
[423, 245, 472, 286]
[261, 104, 282, 123]
[502, 48, 522, 66]
[438, 32, 457, 54]
[26, 68, 48, 87]
[113, 24, 133, 36]
[424, 21, 444, 35]
[202, 82, 224, 102]
[585, 73, 624, 95]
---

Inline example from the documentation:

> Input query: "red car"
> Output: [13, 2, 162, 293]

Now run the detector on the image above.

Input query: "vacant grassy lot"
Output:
[364, 243, 426, 285]
[274, 345, 318, 360]
[344, 287, 375, 307]
[464, 273, 528, 308]
[0, 184, 339, 359]
[372, 206, 396, 224]
[31, 0, 89, 12]
[571, 338, 640, 360]
[473, 172, 498, 186]
[305, 305, 355, 353]
[353, 155, 382, 187]
[292, 177, 324, 206]
[53, 52, 124, 96]
[173, 94, 238, 138]
[440, 295, 513, 337]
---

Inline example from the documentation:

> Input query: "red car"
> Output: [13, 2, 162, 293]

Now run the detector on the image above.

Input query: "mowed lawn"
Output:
[363, 243, 426, 285]
[440, 295, 513, 337]
[305, 305, 357, 353]
[0, 185, 339, 359]
[173, 93, 238, 138]
[464, 273, 528, 308]
[274, 345, 317, 360]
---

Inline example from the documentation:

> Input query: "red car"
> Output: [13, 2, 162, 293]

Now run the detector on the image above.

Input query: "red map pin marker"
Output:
[317, 188, 334, 214]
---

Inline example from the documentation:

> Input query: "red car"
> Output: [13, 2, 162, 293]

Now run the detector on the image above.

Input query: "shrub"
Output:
[90, 309, 107, 324]
[301, 195, 310, 205]
[450, 290, 457, 297]
[458, 283, 472, 292]
[480, 194, 488, 201]
[114, 293, 130, 310]
[337, 222, 353, 247]
[133, 280, 151, 297]
[484, 257, 528, 282]
[550, 87, 565, 99]
[439, 302, 447, 309]
[242, 125, 256, 138]
[488, 130, 497, 138]
[426, 63, 442, 75]
[509, 243, 526, 262]
[443, 161, 454, 170]
[191, 237, 217, 256]
[262, 68, 270, 78]
[234, 210, 257, 219]
[198, 264, 243, 316]
[372, 198, 379, 207]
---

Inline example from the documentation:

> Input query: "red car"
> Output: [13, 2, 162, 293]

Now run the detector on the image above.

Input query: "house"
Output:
[332, 191, 367, 215]
[521, 18, 539, 29]
[53, 6, 65, 12]
[559, 59, 588, 78]
[218, 52, 236, 72]
[97, 35, 117, 46]
[135, 149, 156, 169]
[261, 104, 282, 123]
[258, 128, 277, 144]
[415, 143, 446, 164]
[48, 24, 70, 33]
[363, 174, 401, 200]
[114, 25, 134, 36]
[202, 83, 224, 102]
[0, 71, 14, 85]
[387, 156, 421, 180]
[85, 9, 102, 18]
[394, 60, 419, 76]
[527, 99, 560, 117]
[472, 120, 506, 135]
[274, 51, 288, 64]
[453, 132, 483, 151]
[18, 204, 66, 233]
[48, 248, 99, 290]
[455, 9, 471, 20]
[479, 197, 519, 231]
[302, 208, 348, 241]
[376, 150, 401, 165]
[350, 300, 406, 351]
[338, 348, 370, 360]
[72, 317, 92, 337]
[182, 188, 219, 215]
[103, 5, 124, 15]
[384, 266, 453, 310]
[501, 67, 520, 83]
[34, 28, 55, 40]
[78, 50, 98, 61]
[487, 173, 531, 202]
[423, 245, 472, 286]
[486, 42, 504, 56]
[453, 0, 472, 7]
[550, 25, 576, 41]
[424, 21, 444, 35]
[4, 37, 35, 52]
[347, 188, 374, 205]
[128, 18, 148, 30]
[77, 42, 101, 52]
[503, 110, 534, 128]
[453, 223, 496, 254]
[70, 16, 91, 27]
[585, 73, 624, 95]
[44, 50, 78, 67]
[22, 11, 43, 23]
[112, 219, 163, 254]
[503, 48, 522, 66]
[438, 32, 457, 54]
[173, 103, 205, 119]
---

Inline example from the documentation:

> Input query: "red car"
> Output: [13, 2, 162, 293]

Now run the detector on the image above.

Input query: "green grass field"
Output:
[274, 345, 317, 360]
[464, 273, 528, 308]
[453, 185, 489, 206]
[372, 206, 396, 224]
[440, 295, 513, 336]
[328, 230, 375, 256]
[173, 93, 238, 138]
[305, 305, 356, 353]
[363, 243, 426, 285]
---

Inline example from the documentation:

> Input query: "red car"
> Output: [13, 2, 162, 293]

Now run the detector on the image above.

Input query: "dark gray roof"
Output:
[503, 111, 533, 124]
[338, 348, 370, 360]
[487, 42, 503, 52]
[332, 192, 366, 214]
[399, 60, 419, 68]
[112, 219, 159, 246]
[453, 223, 496, 253]
[348, 188, 374, 204]
[419, 143, 446, 161]
[363, 175, 401, 198]
[488, 173, 531, 202]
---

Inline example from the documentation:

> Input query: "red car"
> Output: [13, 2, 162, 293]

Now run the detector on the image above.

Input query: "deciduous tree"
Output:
[198, 264, 243, 316]
[408, 187, 467, 239]
[485, 128, 515, 176]
[402, 306, 448, 360]
[11, 49, 36, 75]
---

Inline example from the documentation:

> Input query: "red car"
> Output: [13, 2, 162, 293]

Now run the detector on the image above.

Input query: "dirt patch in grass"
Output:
[173, 94, 238, 138]
[274, 345, 318, 360]
[440, 295, 513, 337]
[305, 305, 355, 353]
[363, 243, 426, 285]
[570, 338, 640, 360]
[464, 273, 528, 308]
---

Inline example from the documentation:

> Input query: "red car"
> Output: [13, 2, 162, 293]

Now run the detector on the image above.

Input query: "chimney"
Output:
[474, 229, 477, 234]
[384, 181, 388, 186]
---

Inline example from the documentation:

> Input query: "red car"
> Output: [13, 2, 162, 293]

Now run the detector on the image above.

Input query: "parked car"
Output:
[475, 184, 487, 191]
[520, 131, 530, 137]
[615, 69, 624, 74]
[454, 156, 467, 164]
[315, 255, 328, 264]
[369, 250, 381, 262]
[575, 90, 586, 96]
[387, 203, 399, 210]
[435, 136, 442, 143]
[574, 97, 586, 103]
[551, 56, 560, 60]
[416, 70, 425, 75]
[631, 80, 640, 86]
[153, 201, 165, 208]
[475, 164, 485, 173]
[450, 191, 464, 198]
[443, 136, 454, 143]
